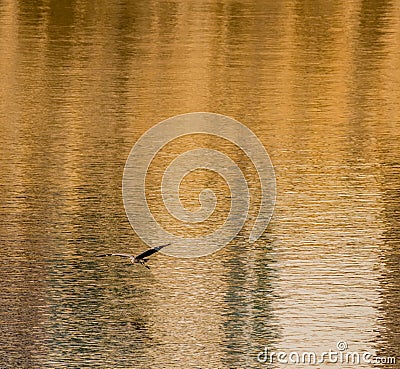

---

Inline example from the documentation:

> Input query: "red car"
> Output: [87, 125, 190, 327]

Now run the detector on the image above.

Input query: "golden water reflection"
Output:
[0, 0, 399, 368]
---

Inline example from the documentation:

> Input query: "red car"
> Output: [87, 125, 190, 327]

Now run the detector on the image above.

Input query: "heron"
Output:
[96, 243, 170, 269]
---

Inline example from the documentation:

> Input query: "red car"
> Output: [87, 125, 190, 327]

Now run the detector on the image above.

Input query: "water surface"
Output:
[0, 1, 399, 368]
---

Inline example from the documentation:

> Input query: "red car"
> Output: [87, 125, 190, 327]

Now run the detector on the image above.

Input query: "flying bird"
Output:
[96, 243, 170, 269]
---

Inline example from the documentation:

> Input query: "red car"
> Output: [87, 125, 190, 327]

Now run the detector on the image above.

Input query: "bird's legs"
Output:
[139, 259, 150, 269]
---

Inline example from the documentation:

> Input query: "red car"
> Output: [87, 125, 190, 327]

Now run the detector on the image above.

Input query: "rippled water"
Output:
[0, 1, 399, 368]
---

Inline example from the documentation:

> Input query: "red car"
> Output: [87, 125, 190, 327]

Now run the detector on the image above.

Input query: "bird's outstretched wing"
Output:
[136, 243, 170, 260]
[96, 253, 133, 258]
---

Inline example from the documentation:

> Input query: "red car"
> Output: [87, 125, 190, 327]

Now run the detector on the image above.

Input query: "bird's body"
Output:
[96, 243, 170, 269]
